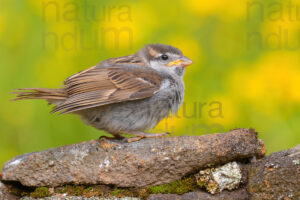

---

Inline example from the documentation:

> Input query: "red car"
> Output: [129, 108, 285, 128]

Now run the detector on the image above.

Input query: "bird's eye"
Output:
[161, 54, 169, 60]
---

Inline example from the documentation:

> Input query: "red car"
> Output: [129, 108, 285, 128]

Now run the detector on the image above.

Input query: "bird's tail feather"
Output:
[11, 88, 67, 105]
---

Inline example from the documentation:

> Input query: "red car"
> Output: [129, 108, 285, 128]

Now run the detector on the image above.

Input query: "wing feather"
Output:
[53, 64, 162, 114]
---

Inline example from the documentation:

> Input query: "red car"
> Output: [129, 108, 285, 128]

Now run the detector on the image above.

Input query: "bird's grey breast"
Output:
[154, 73, 185, 115]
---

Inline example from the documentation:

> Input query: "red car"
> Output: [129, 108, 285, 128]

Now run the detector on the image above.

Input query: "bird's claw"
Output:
[97, 134, 124, 142]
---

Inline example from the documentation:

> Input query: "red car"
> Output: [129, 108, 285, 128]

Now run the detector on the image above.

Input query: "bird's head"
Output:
[137, 43, 193, 76]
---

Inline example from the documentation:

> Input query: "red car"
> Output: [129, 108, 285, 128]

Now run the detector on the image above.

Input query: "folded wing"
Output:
[52, 65, 162, 114]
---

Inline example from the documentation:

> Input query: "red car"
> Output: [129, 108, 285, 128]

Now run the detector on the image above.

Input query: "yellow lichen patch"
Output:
[195, 162, 242, 194]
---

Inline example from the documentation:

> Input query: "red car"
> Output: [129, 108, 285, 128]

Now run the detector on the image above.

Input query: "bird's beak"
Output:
[167, 56, 193, 67]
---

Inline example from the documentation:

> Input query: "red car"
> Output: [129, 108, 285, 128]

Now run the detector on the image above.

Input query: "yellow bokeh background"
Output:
[1, 0, 300, 168]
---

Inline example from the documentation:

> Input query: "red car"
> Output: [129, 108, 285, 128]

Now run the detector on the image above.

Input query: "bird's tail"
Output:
[11, 88, 67, 105]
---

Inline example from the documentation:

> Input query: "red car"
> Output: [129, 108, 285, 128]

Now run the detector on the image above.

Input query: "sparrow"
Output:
[13, 44, 193, 142]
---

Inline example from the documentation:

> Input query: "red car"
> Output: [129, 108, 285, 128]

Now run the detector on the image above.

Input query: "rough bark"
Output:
[248, 144, 300, 200]
[148, 188, 249, 200]
[1, 128, 264, 188]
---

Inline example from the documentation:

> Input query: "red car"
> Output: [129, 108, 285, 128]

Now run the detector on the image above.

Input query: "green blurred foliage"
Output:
[1, 0, 300, 168]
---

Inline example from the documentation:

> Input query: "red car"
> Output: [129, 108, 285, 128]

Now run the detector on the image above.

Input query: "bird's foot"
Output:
[98, 134, 124, 142]
[125, 131, 170, 143]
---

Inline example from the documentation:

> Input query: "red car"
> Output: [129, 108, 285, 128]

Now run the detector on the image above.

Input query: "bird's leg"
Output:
[123, 131, 170, 143]
[98, 133, 124, 141]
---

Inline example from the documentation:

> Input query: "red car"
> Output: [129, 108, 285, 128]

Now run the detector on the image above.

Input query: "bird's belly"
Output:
[79, 95, 172, 133]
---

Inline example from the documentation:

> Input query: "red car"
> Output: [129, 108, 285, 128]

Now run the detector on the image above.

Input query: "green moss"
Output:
[53, 176, 197, 198]
[6, 175, 198, 198]
[56, 185, 84, 196]
[83, 186, 93, 193]
[111, 188, 135, 197]
[197, 181, 206, 188]
[55, 185, 110, 197]
[30, 187, 50, 198]
[69, 185, 85, 196]
[8, 187, 30, 197]
[148, 176, 197, 195]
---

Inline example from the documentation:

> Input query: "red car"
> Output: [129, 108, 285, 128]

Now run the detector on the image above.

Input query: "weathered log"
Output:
[148, 188, 249, 200]
[1, 128, 264, 188]
[248, 144, 300, 200]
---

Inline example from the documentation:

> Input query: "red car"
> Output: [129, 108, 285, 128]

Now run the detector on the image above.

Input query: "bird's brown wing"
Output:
[52, 65, 162, 114]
